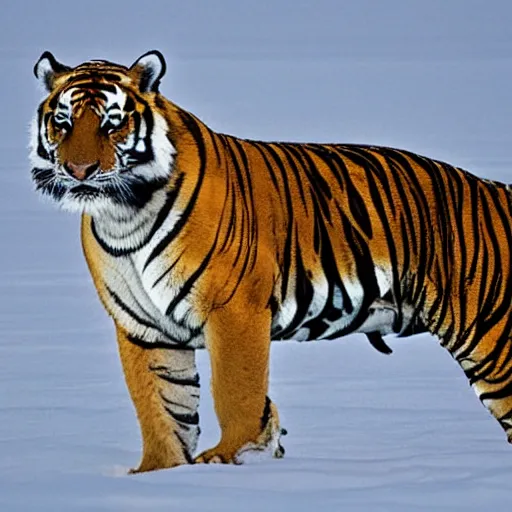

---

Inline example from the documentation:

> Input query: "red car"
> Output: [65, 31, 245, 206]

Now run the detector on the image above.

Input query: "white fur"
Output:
[132, 52, 165, 91]
[98, 249, 204, 347]
[34, 56, 54, 81]
[375, 264, 392, 297]
[92, 188, 170, 251]
[273, 272, 298, 334]
[131, 112, 176, 181]
[101, 86, 127, 114]
[234, 413, 284, 464]
[55, 88, 74, 121]
[34, 55, 58, 91]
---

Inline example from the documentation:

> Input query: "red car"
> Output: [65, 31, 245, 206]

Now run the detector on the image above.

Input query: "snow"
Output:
[2, 0, 512, 510]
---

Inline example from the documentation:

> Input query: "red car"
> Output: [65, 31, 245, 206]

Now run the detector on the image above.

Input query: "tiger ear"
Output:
[129, 50, 166, 93]
[34, 51, 71, 92]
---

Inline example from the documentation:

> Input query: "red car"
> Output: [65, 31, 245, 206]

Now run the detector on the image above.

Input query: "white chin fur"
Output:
[58, 195, 133, 216]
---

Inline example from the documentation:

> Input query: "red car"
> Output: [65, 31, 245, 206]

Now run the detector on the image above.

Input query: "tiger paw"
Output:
[195, 402, 287, 465]
[234, 417, 286, 464]
[194, 445, 241, 465]
[194, 432, 285, 465]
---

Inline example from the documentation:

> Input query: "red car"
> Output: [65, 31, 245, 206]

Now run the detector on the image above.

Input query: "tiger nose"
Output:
[63, 161, 100, 181]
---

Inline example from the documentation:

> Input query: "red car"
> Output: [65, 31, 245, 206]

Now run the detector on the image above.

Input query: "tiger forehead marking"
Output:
[55, 83, 128, 130]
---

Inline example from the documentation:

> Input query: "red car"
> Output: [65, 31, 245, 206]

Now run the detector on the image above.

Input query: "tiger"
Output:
[30, 50, 512, 473]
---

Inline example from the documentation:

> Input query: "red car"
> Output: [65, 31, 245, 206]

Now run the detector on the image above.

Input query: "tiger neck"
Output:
[89, 99, 210, 258]
[90, 187, 173, 257]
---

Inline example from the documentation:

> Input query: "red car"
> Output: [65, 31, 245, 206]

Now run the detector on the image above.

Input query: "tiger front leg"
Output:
[195, 303, 285, 464]
[116, 325, 200, 473]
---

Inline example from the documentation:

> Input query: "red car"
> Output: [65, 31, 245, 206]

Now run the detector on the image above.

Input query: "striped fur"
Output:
[31, 51, 512, 470]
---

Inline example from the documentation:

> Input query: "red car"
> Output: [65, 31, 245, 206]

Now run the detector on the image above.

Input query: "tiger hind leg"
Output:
[470, 376, 512, 443]
[455, 334, 512, 442]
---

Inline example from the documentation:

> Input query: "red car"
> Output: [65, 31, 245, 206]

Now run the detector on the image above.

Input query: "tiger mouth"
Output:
[32, 158, 172, 214]
[69, 183, 101, 198]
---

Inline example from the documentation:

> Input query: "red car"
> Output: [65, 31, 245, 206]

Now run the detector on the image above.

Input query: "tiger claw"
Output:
[194, 454, 228, 464]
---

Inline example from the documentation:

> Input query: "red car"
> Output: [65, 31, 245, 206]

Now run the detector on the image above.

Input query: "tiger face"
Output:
[30, 51, 175, 215]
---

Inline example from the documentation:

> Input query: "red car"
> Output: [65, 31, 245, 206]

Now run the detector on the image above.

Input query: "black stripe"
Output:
[144, 112, 206, 270]
[164, 138, 233, 313]
[218, 179, 237, 254]
[36, 108, 52, 161]
[232, 138, 258, 265]
[247, 141, 281, 194]
[343, 149, 403, 329]
[159, 392, 196, 411]
[126, 334, 194, 350]
[90, 219, 132, 257]
[261, 396, 272, 429]
[91, 175, 183, 258]
[174, 430, 195, 464]
[152, 370, 200, 387]
[163, 407, 200, 426]
[106, 286, 162, 332]
[68, 71, 125, 82]
[257, 143, 295, 302]
[288, 144, 332, 222]
[164, 211, 221, 316]
[479, 380, 512, 402]
[277, 143, 309, 213]
[305, 144, 346, 193]
[384, 150, 433, 307]
[69, 81, 120, 95]
[152, 249, 186, 288]
[222, 137, 251, 272]
[337, 209, 380, 334]
[209, 128, 223, 165]
[276, 228, 315, 339]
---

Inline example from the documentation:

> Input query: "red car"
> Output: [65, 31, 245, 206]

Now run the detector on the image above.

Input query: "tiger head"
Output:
[30, 51, 175, 215]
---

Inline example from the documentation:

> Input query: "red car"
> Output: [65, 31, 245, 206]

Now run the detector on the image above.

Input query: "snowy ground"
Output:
[2, 1, 512, 510]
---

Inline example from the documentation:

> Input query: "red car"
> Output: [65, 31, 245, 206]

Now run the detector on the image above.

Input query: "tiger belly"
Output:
[271, 267, 397, 342]
[101, 257, 396, 347]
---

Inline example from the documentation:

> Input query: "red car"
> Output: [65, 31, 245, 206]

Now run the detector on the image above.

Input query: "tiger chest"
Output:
[97, 249, 206, 349]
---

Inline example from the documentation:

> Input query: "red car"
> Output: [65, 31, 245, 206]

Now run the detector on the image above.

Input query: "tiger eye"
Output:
[50, 116, 71, 137]
[109, 116, 132, 142]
